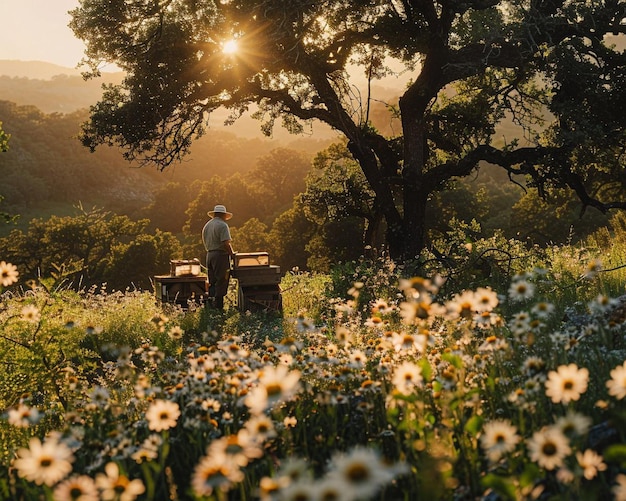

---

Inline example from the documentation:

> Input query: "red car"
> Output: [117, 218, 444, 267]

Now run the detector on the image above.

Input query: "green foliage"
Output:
[246, 148, 312, 213]
[533, 217, 626, 313]
[68, 0, 626, 260]
[0, 195, 17, 226]
[0, 120, 9, 152]
[231, 218, 270, 254]
[279, 270, 332, 321]
[267, 202, 317, 273]
[0, 207, 181, 290]
[107, 230, 183, 290]
[305, 217, 368, 272]
[141, 181, 195, 234]
[422, 218, 545, 294]
[2, 239, 626, 500]
[302, 141, 375, 225]
[321, 253, 403, 324]
[511, 189, 612, 245]
[462, 164, 525, 236]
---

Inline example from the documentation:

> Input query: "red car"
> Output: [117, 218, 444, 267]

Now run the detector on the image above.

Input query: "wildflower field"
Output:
[1, 234, 626, 501]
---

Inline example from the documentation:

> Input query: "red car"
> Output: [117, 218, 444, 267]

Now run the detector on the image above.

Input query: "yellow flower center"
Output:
[346, 463, 370, 483]
[542, 442, 557, 456]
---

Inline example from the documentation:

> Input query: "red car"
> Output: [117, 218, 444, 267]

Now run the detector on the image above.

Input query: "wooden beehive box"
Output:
[231, 252, 281, 287]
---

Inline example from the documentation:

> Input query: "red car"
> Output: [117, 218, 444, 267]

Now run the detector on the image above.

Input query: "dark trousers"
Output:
[206, 251, 230, 309]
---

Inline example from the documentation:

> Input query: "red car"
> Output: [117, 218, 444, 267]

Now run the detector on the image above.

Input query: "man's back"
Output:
[202, 217, 231, 252]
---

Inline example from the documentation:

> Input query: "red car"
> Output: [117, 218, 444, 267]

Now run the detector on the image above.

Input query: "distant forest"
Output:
[0, 62, 334, 227]
[0, 61, 613, 286]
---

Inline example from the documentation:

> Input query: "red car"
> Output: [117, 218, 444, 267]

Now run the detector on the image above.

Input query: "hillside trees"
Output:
[510, 189, 611, 244]
[0, 122, 11, 223]
[141, 181, 196, 233]
[0, 72, 125, 114]
[267, 203, 317, 272]
[231, 218, 270, 254]
[181, 148, 314, 259]
[0, 121, 9, 152]
[70, 0, 626, 261]
[0, 100, 313, 225]
[0, 207, 181, 290]
[0, 101, 163, 216]
[301, 140, 380, 251]
[245, 148, 311, 212]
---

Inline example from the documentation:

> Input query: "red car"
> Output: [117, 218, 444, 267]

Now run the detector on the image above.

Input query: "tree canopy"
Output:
[0, 121, 9, 152]
[0, 206, 181, 290]
[70, 0, 626, 260]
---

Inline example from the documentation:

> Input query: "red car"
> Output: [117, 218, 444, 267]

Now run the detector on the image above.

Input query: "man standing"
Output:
[202, 204, 235, 310]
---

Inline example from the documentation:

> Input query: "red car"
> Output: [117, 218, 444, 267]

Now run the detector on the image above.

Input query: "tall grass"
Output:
[1, 231, 625, 500]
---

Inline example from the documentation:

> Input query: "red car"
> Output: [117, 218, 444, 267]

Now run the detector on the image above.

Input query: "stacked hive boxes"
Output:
[154, 259, 207, 308]
[231, 252, 282, 312]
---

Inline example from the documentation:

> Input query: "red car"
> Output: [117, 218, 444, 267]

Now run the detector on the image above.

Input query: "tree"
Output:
[70, 0, 626, 260]
[183, 178, 227, 254]
[0, 121, 9, 152]
[268, 203, 317, 272]
[302, 140, 383, 249]
[107, 230, 183, 290]
[246, 148, 312, 214]
[0, 117, 15, 224]
[0, 207, 180, 289]
[182, 175, 259, 257]
[510, 188, 611, 244]
[301, 140, 489, 257]
[306, 217, 368, 272]
[231, 218, 270, 253]
[141, 181, 194, 233]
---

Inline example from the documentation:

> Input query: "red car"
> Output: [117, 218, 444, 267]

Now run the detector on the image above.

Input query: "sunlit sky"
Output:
[0, 0, 85, 68]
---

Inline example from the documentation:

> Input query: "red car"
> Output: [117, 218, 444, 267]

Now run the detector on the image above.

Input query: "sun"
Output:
[222, 39, 239, 55]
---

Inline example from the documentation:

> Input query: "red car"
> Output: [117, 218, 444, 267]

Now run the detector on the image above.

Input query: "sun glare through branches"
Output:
[222, 39, 239, 55]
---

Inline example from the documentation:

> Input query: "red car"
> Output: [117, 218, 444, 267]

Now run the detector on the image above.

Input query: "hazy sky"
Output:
[0, 0, 85, 68]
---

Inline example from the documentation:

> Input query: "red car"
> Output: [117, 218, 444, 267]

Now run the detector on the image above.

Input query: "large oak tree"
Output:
[70, 0, 626, 260]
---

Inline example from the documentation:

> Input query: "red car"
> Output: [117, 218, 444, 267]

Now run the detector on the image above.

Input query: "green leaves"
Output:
[0, 121, 9, 152]
[68, 0, 626, 259]
[0, 207, 181, 290]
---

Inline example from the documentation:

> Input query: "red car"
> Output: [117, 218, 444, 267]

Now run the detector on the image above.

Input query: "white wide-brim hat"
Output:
[208, 204, 233, 220]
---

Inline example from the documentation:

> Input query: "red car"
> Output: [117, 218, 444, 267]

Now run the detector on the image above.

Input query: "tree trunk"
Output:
[363, 210, 383, 253]
[403, 187, 428, 260]
[385, 188, 428, 261]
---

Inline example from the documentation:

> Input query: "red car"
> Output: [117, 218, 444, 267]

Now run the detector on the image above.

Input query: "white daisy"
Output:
[96, 462, 145, 501]
[20, 304, 41, 323]
[391, 361, 423, 395]
[7, 403, 40, 428]
[606, 361, 626, 400]
[474, 287, 499, 312]
[53, 474, 98, 501]
[614, 473, 626, 501]
[0, 260, 19, 287]
[576, 449, 607, 480]
[544, 364, 589, 404]
[480, 419, 521, 462]
[145, 399, 181, 432]
[13, 436, 74, 486]
[508, 278, 535, 302]
[326, 446, 398, 500]
[191, 454, 244, 497]
[527, 426, 571, 471]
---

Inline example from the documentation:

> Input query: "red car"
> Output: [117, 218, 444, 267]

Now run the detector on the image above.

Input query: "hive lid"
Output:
[233, 252, 270, 267]
[170, 258, 202, 276]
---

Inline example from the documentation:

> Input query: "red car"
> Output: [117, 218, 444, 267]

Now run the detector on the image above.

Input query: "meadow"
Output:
[1, 229, 626, 501]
